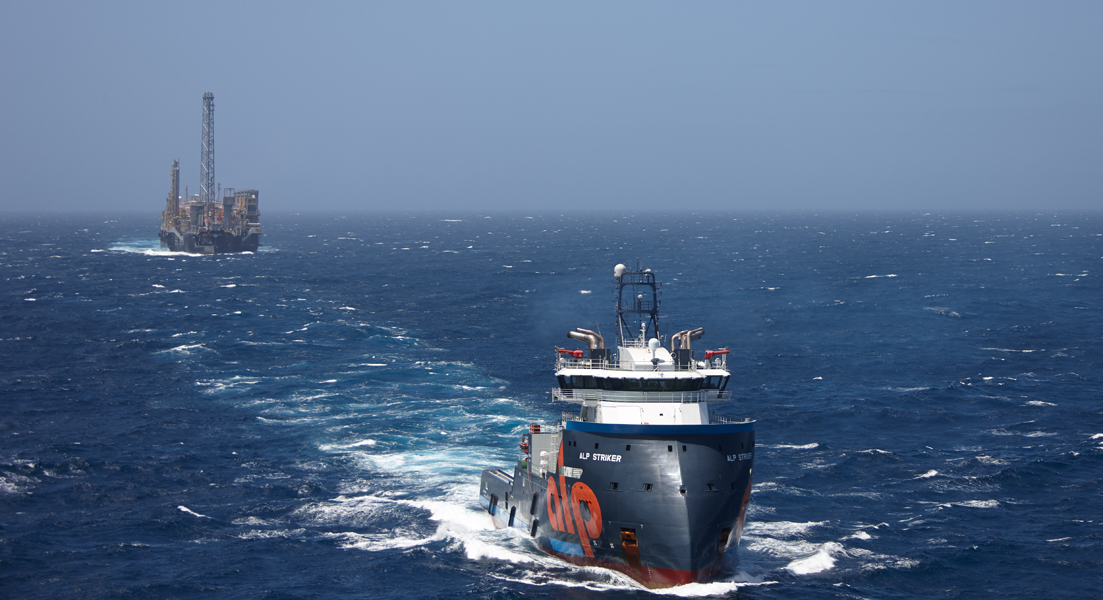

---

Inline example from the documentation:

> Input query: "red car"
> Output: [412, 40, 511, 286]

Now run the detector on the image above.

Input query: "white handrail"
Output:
[552, 388, 730, 404]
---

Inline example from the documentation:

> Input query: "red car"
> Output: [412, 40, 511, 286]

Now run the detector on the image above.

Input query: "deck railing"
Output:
[555, 354, 728, 372]
[552, 388, 730, 404]
[560, 410, 752, 424]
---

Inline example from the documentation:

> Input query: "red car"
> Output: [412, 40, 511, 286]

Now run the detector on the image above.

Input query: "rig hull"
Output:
[159, 228, 260, 254]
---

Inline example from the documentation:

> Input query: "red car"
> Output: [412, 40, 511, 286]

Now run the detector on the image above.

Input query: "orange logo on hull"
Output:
[734, 479, 752, 540]
[546, 441, 602, 557]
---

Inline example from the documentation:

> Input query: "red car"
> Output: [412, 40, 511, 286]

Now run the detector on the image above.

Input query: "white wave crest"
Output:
[326, 530, 434, 552]
[784, 541, 841, 574]
[162, 344, 210, 355]
[238, 528, 306, 540]
[745, 520, 826, 538]
[846, 546, 920, 571]
[955, 499, 1000, 509]
[178, 505, 210, 519]
[232, 516, 278, 527]
[0, 473, 36, 495]
[988, 429, 1056, 438]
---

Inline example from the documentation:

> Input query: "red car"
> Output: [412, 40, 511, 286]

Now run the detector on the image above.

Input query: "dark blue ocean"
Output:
[2, 212, 1101, 599]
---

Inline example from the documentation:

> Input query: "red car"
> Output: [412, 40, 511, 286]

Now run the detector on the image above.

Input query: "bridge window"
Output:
[560, 376, 708, 391]
[603, 378, 705, 391]
[703, 376, 730, 390]
[569, 375, 597, 389]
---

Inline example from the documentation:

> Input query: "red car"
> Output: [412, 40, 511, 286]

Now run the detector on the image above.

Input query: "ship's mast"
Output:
[613, 262, 661, 346]
[200, 92, 215, 225]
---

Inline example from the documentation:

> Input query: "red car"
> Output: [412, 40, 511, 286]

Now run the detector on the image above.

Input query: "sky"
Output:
[1, 1, 1101, 214]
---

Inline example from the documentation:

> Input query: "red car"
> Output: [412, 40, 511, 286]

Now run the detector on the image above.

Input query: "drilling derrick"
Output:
[200, 92, 215, 228]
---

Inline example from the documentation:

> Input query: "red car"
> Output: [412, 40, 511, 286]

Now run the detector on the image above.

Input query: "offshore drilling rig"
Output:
[159, 93, 261, 253]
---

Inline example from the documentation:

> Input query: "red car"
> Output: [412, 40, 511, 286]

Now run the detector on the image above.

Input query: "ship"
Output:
[478, 263, 755, 588]
[159, 93, 262, 254]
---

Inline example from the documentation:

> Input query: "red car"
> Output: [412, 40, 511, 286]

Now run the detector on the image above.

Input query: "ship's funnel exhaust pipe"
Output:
[670, 327, 705, 351]
[567, 328, 604, 350]
[567, 331, 595, 348]
[576, 328, 604, 349]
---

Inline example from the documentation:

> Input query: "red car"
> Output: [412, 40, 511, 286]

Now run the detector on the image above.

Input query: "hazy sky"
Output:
[2, 1, 1101, 213]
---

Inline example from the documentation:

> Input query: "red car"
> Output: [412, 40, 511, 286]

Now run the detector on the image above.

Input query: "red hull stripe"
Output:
[544, 548, 722, 589]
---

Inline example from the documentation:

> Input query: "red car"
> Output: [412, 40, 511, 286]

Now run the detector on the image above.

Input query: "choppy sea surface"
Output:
[2, 211, 1101, 599]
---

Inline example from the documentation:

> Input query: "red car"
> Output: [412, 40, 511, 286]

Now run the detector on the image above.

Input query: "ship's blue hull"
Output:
[480, 420, 755, 588]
